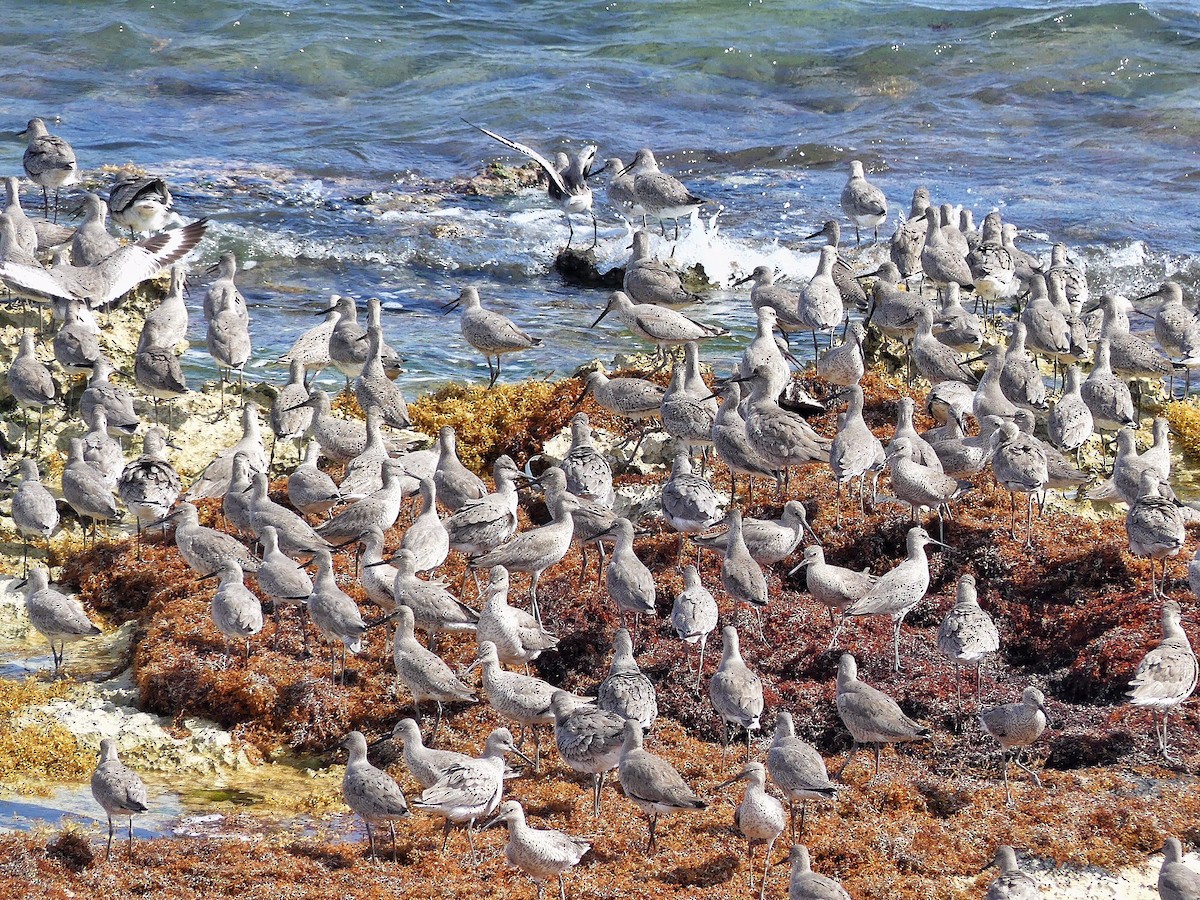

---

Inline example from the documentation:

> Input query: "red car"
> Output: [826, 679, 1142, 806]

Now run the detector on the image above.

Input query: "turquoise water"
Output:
[1, 1, 1198, 388]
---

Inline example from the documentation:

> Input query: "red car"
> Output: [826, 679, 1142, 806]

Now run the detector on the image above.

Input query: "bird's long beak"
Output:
[856, 268, 882, 281]
[196, 570, 220, 582]
[441, 299, 461, 316]
[282, 400, 312, 413]
[315, 304, 338, 316]
[803, 227, 825, 240]
[367, 734, 392, 752]
[590, 299, 614, 329]
[509, 747, 534, 769]
[1134, 287, 1165, 302]
[732, 273, 754, 287]
[480, 813, 505, 832]
[788, 559, 811, 576]
[714, 770, 750, 791]
[148, 508, 182, 528]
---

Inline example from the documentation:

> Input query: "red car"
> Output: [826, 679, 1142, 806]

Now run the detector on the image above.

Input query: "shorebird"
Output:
[477, 565, 558, 669]
[829, 385, 885, 521]
[392, 605, 476, 745]
[788, 844, 851, 900]
[1126, 471, 1186, 597]
[710, 380, 778, 508]
[715, 761, 786, 900]
[11, 459, 59, 576]
[199, 559, 263, 662]
[255, 524, 314, 652]
[308, 547, 369, 682]
[90, 739, 148, 861]
[415, 725, 531, 861]
[979, 686, 1049, 806]
[579, 369, 665, 442]
[20, 567, 102, 676]
[375, 547, 477, 649]
[467, 122, 598, 248]
[597, 627, 658, 730]
[816, 321, 867, 388]
[3, 176, 38, 255]
[118, 428, 181, 553]
[671, 566, 718, 689]
[434, 425, 487, 513]
[108, 174, 173, 236]
[1127, 600, 1197, 763]
[376, 718, 473, 790]
[1082, 339, 1138, 432]
[934, 282, 984, 351]
[560, 412, 614, 506]
[444, 455, 521, 558]
[694, 500, 816, 567]
[69, 192, 120, 266]
[592, 290, 727, 362]
[464, 641, 592, 770]
[834, 652, 931, 779]
[804, 219, 868, 308]
[616, 719, 706, 852]
[840, 160, 887, 245]
[936, 574, 1000, 717]
[340, 730, 410, 863]
[483, 800, 591, 900]
[8, 329, 56, 453]
[550, 690, 625, 817]
[318, 459, 408, 544]
[444, 286, 542, 386]
[883, 439, 969, 538]
[1158, 837, 1200, 900]
[738, 365, 831, 495]
[920, 206, 974, 291]
[1047, 366, 1094, 463]
[154, 502, 260, 575]
[62, 437, 120, 543]
[286, 442, 340, 519]
[720, 508, 770, 630]
[135, 314, 189, 432]
[709, 625, 764, 757]
[621, 147, 705, 239]
[141, 264, 188, 351]
[354, 324, 410, 427]
[985, 846, 1040, 900]
[988, 420, 1048, 542]
[606, 155, 641, 220]
[789, 245, 844, 355]
[660, 349, 717, 456]
[400, 472, 450, 573]
[790, 545, 877, 633]
[600, 516, 657, 631]
[19, 117, 78, 221]
[279, 305, 337, 383]
[766, 711, 837, 842]
[624, 229, 703, 307]
[661, 445, 723, 561]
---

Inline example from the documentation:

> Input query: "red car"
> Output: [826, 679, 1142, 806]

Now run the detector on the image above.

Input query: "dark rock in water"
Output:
[555, 248, 624, 289]
[779, 378, 825, 415]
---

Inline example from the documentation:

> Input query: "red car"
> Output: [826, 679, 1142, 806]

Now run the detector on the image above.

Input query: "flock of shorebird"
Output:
[3, 117, 1200, 899]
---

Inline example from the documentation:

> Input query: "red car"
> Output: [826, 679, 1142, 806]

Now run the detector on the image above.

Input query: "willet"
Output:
[69, 193, 120, 266]
[246, 470, 330, 558]
[357, 525, 400, 612]
[392, 605, 476, 745]
[985, 846, 1040, 900]
[829, 385, 885, 521]
[736, 267, 797, 327]
[376, 548, 478, 648]
[287, 442, 340, 518]
[255, 524, 314, 652]
[317, 295, 368, 384]
[927, 417, 990, 479]
[1047, 242, 1088, 305]
[606, 156, 641, 220]
[933, 283, 984, 351]
[1083, 339, 1138, 432]
[968, 214, 1016, 309]
[816, 321, 867, 388]
[910, 306, 976, 385]
[20, 567, 101, 676]
[889, 396, 943, 472]
[134, 314, 189, 432]
[624, 229, 702, 307]
[62, 437, 120, 543]
[920, 207, 974, 290]
[561, 412, 614, 507]
[788, 844, 851, 900]
[139, 264, 188, 353]
[661, 351, 717, 455]
[308, 547, 369, 682]
[184, 403, 268, 500]
[766, 711, 837, 843]
[601, 516, 657, 631]
[118, 428, 181, 552]
[936, 574, 1000, 716]
[710, 380, 779, 508]
[90, 739, 148, 861]
[477, 565, 559, 668]
[286, 389, 367, 461]
[988, 420, 1049, 541]
[804, 220, 868, 309]
[923, 379, 974, 441]
[739, 364, 832, 494]
[1047, 366, 1094, 463]
[0, 218, 208, 309]
[971, 344, 1018, 425]
[108, 175, 173, 236]
[19, 117, 78, 221]
[550, 690, 626, 816]
[379, 718, 474, 789]
[1020, 273, 1071, 365]
[884, 438, 970, 537]
[891, 203, 929, 281]
[790, 246, 843, 355]
[482, 800, 591, 900]
[978, 686, 1049, 806]
[937, 204, 970, 257]
[1127, 600, 1197, 763]
[415, 725, 531, 861]
[1158, 837, 1200, 900]
[340, 730, 410, 863]
[840, 160, 887, 245]
[200, 558, 263, 662]
[205, 283, 252, 412]
[82, 406, 124, 490]
[1126, 471, 1185, 596]
[400, 472, 450, 573]
[154, 502, 260, 575]
[789, 545, 877, 632]
[709, 625, 764, 756]
[1089, 425, 1172, 507]
[471, 489, 578, 624]
[715, 761, 786, 900]
[592, 290, 727, 362]
[720, 508, 770, 629]
[318, 459, 408, 543]
[8, 329, 56, 453]
[53, 298, 102, 375]
[834, 652, 931, 778]
[434, 425, 487, 513]
[338, 407, 412, 499]
[616, 719, 706, 852]
[536, 461, 617, 589]
[597, 627, 658, 730]
[671, 565, 718, 689]
[579, 369, 665, 441]
[844, 525, 943, 671]
[999, 322, 1047, 411]
[11, 459, 59, 575]
[279, 305, 337, 383]
[202, 251, 247, 323]
[695, 500, 817, 568]
[621, 147, 705, 239]
[468, 122, 597, 248]
[3, 176, 38, 253]
[444, 286, 542, 387]
[1142, 281, 1200, 393]
[80, 355, 139, 440]
[444, 455, 521, 560]
[463, 641, 592, 771]
[354, 324, 410, 427]
[662, 444, 724, 562]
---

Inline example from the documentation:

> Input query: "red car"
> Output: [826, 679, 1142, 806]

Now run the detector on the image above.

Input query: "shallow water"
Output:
[0, 1, 1197, 390]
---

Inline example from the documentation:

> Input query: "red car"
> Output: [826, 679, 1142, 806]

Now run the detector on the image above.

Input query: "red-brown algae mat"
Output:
[2, 371, 1198, 899]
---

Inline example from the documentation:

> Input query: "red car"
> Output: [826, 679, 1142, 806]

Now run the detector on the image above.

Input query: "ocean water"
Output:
[1, 0, 1198, 391]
